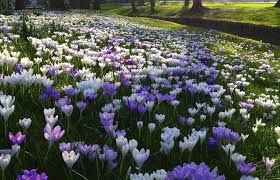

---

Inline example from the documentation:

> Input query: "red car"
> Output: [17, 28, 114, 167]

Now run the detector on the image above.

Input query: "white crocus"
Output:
[155, 114, 165, 124]
[222, 144, 235, 156]
[148, 123, 156, 133]
[62, 150, 80, 169]
[132, 148, 150, 169]
[44, 108, 56, 117]
[45, 115, 59, 128]
[0, 154, 11, 172]
[18, 118, 32, 130]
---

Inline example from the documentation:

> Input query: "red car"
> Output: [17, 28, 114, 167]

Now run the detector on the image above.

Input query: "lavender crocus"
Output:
[8, 132, 26, 145]
[17, 169, 48, 180]
[167, 162, 225, 180]
[99, 145, 118, 169]
[44, 124, 65, 144]
[102, 82, 117, 97]
[237, 161, 256, 176]
[76, 101, 87, 112]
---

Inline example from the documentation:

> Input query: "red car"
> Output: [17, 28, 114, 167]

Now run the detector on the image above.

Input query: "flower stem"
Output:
[119, 157, 124, 176]
[2, 170, 5, 180]
[4, 122, 7, 138]
[67, 117, 70, 135]
[95, 157, 100, 180]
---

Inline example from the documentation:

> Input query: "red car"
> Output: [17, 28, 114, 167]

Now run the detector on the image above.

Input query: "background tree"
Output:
[185, 0, 189, 7]
[138, 0, 145, 6]
[191, 0, 204, 11]
[48, 0, 66, 10]
[15, 0, 25, 10]
[275, 0, 280, 7]
[93, 0, 101, 10]
[131, 0, 137, 13]
[80, 0, 90, 9]
[150, 0, 155, 14]
[0, 0, 9, 11]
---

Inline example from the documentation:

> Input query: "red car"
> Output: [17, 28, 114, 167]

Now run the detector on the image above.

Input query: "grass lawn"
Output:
[100, 2, 280, 27]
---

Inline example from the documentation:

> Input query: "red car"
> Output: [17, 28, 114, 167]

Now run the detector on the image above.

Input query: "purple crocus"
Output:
[76, 101, 87, 112]
[17, 169, 48, 180]
[84, 92, 97, 102]
[15, 64, 24, 73]
[102, 82, 117, 97]
[178, 117, 187, 125]
[167, 162, 225, 180]
[49, 68, 58, 77]
[9, 132, 26, 145]
[137, 104, 147, 115]
[99, 145, 118, 169]
[44, 124, 65, 144]
[237, 161, 256, 175]
[55, 97, 71, 109]
[65, 88, 76, 97]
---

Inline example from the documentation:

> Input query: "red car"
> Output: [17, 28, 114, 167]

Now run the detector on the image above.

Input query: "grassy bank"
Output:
[100, 2, 280, 27]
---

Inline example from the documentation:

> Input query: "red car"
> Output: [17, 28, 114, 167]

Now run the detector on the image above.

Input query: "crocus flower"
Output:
[17, 169, 48, 180]
[237, 161, 256, 175]
[44, 124, 64, 144]
[8, 132, 26, 145]
[62, 150, 80, 169]
[0, 154, 11, 172]
[18, 118, 32, 130]
[61, 104, 73, 118]
[76, 101, 87, 112]
[263, 157, 275, 172]
[0, 94, 15, 121]
[45, 115, 58, 128]
[99, 145, 118, 169]
[167, 162, 225, 180]
[102, 82, 117, 96]
[132, 148, 150, 169]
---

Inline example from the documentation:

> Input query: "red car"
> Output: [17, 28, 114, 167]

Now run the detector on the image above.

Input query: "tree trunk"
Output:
[80, 0, 90, 9]
[275, 0, 280, 7]
[131, 0, 136, 12]
[138, 0, 145, 6]
[150, 0, 155, 14]
[94, 0, 100, 10]
[0, 0, 9, 10]
[191, 0, 203, 11]
[15, 0, 25, 10]
[184, 0, 189, 7]
[49, 0, 66, 10]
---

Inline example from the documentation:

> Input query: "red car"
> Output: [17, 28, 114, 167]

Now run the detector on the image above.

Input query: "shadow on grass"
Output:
[177, 5, 210, 18]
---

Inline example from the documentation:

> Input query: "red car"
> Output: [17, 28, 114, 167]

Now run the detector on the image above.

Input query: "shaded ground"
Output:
[101, 2, 280, 27]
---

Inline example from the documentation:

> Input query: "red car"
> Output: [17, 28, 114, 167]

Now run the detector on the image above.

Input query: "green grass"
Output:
[100, 2, 280, 27]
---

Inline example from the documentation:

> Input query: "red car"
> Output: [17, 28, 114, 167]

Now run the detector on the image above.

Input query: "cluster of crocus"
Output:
[17, 169, 48, 180]
[167, 162, 225, 180]
[40, 86, 61, 101]
[43, 108, 64, 145]
[1, 11, 280, 179]
[160, 127, 180, 154]
[99, 100, 124, 137]
[0, 93, 15, 135]
[209, 127, 240, 149]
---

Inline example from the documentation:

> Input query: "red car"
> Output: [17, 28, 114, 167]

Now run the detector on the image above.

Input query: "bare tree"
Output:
[0, 0, 9, 11]
[150, 0, 155, 14]
[191, 0, 204, 11]
[15, 0, 25, 10]
[185, 0, 189, 7]
[275, 0, 280, 7]
[138, 0, 145, 6]
[94, 0, 100, 10]
[131, 0, 137, 13]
